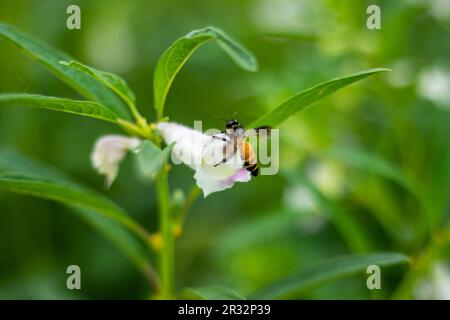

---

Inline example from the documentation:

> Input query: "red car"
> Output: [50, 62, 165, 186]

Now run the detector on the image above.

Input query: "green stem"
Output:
[108, 83, 147, 127]
[117, 119, 159, 143]
[155, 169, 174, 299]
[175, 185, 201, 232]
[126, 101, 146, 127]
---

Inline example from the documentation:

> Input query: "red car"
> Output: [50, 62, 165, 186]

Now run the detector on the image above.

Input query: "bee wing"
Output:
[209, 131, 231, 142]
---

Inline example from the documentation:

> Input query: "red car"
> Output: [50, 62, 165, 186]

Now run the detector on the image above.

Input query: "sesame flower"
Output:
[91, 135, 141, 188]
[156, 122, 251, 197]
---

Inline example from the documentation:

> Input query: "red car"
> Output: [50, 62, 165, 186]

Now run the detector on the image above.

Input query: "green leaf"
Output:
[154, 26, 258, 119]
[283, 170, 375, 252]
[0, 23, 131, 120]
[320, 148, 415, 241]
[60, 60, 136, 110]
[0, 149, 136, 230]
[135, 141, 173, 179]
[325, 146, 413, 192]
[249, 68, 390, 128]
[182, 286, 246, 300]
[0, 173, 124, 223]
[0, 148, 70, 182]
[0, 149, 156, 286]
[0, 173, 149, 239]
[251, 252, 409, 299]
[214, 212, 301, 255]
[0, 94, 117, 122]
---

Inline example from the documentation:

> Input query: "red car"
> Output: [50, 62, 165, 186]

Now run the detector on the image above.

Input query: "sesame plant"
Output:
[0, 23, 409, 299]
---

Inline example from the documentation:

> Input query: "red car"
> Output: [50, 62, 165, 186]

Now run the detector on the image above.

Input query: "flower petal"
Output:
[157, 122, 210, 169]
[91, 135, 141, 188]
[229, 168, 252, 183]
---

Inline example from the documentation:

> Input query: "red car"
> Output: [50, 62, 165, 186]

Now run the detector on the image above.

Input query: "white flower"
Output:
[156, 122, 251, 197]
[417, 66, 450, 110]
[415, 262, 450, 300]
[91, 135, 141, 188]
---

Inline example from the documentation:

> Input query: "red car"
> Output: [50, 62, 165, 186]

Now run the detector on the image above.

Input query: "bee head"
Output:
[225, 119, 241, 130]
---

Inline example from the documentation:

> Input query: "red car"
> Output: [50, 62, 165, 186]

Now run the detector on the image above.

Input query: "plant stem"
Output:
[155, 168, 174, 299]
[175, 185, 201, 232]
[117, 119, 159, 143]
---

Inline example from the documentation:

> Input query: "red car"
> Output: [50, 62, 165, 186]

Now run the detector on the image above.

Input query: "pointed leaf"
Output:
[249, 68, 390, 128]
[60, 60, 136, 107]
[0, 147, 70, 182]
[251, 252, 409, 299]
[0, 23, 131, 120]
[154, 26, 257, 118]
[0, 173, 126, 223]
[0, 149, 156, 286]
[0, 94, 117, 122]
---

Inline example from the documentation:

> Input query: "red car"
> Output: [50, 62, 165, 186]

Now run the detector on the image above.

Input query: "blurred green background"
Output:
[0, 0, 449, 299]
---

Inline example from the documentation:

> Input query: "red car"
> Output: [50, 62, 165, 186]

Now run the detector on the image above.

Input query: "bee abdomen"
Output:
[240, 142, 259, 177]
[244, 161, 259, 177]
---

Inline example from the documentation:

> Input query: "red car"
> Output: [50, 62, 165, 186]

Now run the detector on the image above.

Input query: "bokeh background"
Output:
[0, 0, 449, 299]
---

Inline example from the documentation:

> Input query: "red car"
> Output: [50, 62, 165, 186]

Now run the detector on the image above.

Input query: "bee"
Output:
[212, 119, 270, 177]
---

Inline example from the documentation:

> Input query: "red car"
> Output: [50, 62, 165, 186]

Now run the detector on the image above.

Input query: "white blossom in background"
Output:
[427, 0, 450, 21]
[417, 66, 450, 110]
[415, 262, 450, 300]
[308, 161, 346, 199]
[282, 184, 327, 234]
[157, 122, 251, 197]
[91, 135, 141, 188]
[405, 0, 450, 21]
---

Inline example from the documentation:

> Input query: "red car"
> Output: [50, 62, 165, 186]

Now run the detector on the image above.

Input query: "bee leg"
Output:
[211, 134, 228, 142]
[214, 157, 227, 167]
[214, 143, 236, 167]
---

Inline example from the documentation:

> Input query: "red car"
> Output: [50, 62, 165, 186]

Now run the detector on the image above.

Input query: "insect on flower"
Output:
[212, 118, 271, 177]
[156, 120, 271, 197]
